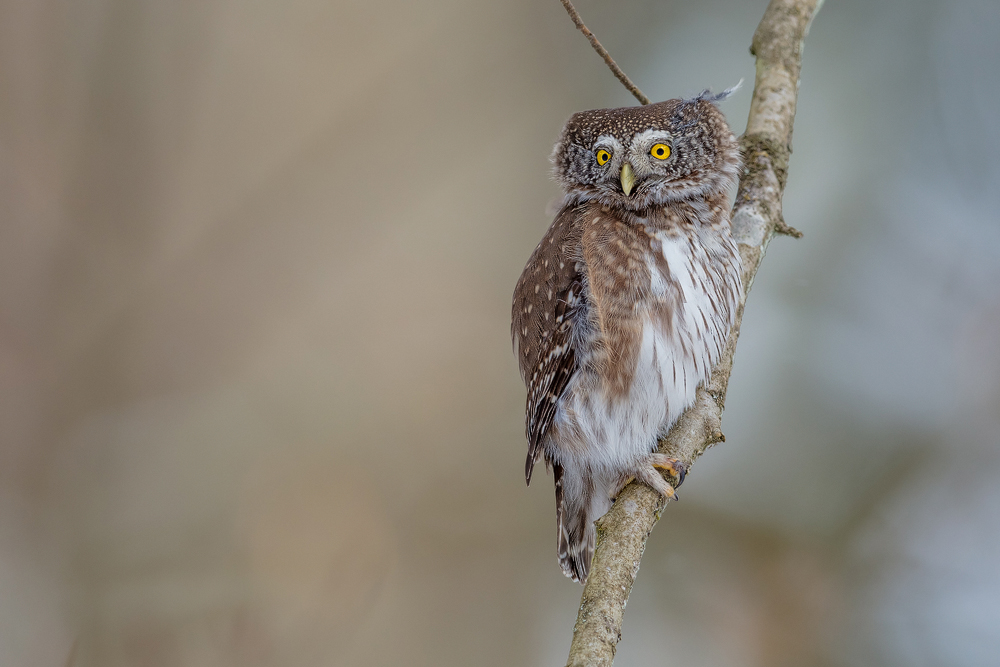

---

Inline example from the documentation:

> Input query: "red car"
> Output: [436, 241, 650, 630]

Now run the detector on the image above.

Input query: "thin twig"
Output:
[559, 0, 650, 105]
[564, 1, 822, 665]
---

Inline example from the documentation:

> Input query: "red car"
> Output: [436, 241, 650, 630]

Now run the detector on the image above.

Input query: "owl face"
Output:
[552, 97, 740, 211]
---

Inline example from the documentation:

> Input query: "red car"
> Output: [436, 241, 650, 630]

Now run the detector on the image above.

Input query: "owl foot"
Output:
[634, 454, 688, 502]
[649, 454, 687, 486]
[610, 456, 688, 502]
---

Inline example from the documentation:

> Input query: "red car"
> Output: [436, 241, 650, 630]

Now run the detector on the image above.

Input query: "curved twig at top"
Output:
[559, 0, 650, 105]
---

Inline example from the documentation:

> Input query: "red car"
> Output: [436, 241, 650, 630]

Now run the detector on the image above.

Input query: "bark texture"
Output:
[565, 1, 823, 665]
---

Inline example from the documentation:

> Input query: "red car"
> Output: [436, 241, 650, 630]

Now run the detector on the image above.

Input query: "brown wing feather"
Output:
[524, 276, 582, 483]
[511, 204, 584, 484]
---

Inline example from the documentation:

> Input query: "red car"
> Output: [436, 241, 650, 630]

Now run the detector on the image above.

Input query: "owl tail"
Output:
[554, 463, 613, 584]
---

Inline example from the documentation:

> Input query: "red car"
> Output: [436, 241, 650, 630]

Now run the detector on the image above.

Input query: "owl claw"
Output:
[649, 454, 688, 487]
[612, 457, 688, 503]
[635, 462, 680, 502]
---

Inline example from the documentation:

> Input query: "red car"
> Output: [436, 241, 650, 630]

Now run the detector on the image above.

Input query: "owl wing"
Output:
[512, 204, 584, 485]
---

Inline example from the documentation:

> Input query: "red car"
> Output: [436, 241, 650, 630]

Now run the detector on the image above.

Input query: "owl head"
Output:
[551, 93, 741, 211]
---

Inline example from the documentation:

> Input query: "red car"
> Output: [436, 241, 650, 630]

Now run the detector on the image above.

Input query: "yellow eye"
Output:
[650, 143, 671, 160]
[595, 149, 611, 166]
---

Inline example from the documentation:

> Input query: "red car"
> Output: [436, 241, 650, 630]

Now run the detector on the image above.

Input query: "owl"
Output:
[512, 93, 742, 583]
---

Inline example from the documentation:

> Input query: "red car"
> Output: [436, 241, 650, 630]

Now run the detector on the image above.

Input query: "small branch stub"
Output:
[563, 1, 821, 665]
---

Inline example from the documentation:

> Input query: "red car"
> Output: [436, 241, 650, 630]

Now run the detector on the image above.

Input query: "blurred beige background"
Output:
[2, 0, 1000, 665]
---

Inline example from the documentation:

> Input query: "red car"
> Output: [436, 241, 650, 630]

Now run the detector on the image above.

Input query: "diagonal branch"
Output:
[564, 1, 823, 665]
[559, 0, 650, 105]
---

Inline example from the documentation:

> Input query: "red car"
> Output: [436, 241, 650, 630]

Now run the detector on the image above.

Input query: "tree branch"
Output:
[559, 0, 650, 105]
[564, 1, 822, 665]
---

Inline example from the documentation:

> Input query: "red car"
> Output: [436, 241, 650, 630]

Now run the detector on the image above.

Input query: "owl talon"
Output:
[635, 464, 679, 501]
[649, 454, 688, 487]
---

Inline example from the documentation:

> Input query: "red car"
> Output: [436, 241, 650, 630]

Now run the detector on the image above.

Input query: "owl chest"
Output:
[580, 228, 737, 433]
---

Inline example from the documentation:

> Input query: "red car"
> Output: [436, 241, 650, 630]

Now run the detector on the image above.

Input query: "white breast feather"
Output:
[550, 229, 739, 482]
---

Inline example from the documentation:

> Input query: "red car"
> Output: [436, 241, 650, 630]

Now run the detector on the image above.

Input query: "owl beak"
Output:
[620, 162, 636, 196]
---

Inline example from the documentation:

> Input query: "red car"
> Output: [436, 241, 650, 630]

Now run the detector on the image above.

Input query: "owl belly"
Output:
[547, 228, 739, 478]
[550, 316, 712, 474]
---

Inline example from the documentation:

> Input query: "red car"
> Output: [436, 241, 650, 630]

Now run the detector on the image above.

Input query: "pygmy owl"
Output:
[512, 93, 742, 583]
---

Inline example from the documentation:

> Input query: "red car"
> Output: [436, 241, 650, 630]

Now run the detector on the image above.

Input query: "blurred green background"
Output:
[2, 0, 999, 665]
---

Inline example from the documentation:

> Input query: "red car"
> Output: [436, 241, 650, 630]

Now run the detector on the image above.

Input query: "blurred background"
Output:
[2, 0, 999, 665]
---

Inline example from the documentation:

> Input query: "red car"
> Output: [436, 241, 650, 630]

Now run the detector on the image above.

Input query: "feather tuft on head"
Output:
[693, 79, 744, 104]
